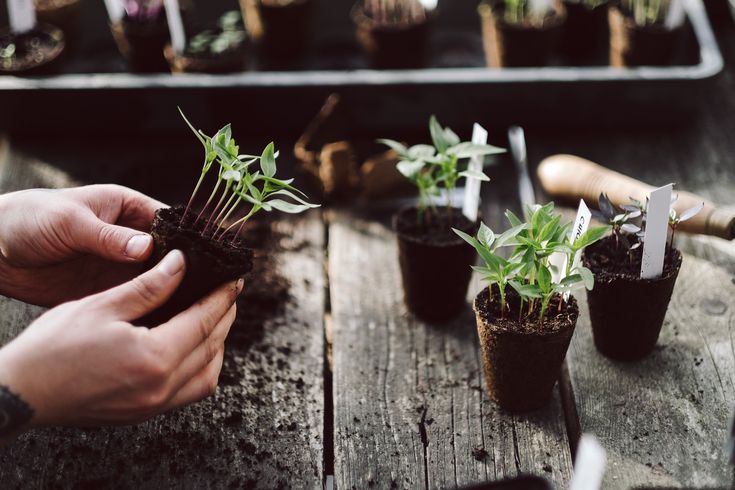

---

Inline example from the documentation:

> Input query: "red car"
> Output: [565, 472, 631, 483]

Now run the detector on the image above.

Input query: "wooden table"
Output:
[2, 14, 735, 490]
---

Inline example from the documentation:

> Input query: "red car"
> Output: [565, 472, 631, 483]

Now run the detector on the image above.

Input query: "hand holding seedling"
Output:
[0, 250, 242, 430]
[0, 184, 165, 306]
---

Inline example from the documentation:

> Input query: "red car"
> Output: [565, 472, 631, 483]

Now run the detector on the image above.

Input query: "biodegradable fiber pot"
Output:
[609, 6, 685, 67]
[240, 0, 314, 60]
[393, 206, 478, 323]
[474, 289, 579, 411]
[583, 237, 683, 361]
[142, 206, 254, 325]
[559, 1, 609, 63]
[110, 14, 171, 73]
[352, 5, 433, 69]
[164, 43, 247, 74]
[0, 24, 65, 75]
[478, 0, 566, 68]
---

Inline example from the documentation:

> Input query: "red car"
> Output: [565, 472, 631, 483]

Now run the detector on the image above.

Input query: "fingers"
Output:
[88, 250, 186, 322]
[78, 213, 154, 263]
[152, 279, 243, 362]
[167, 303, 236, 393]
[78, 184, 167, 233]
[162, 348, 225, 413]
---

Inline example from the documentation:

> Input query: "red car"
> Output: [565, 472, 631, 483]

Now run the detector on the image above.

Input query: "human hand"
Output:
[0, 184, 166, 306]
[0, 250, 242, 428]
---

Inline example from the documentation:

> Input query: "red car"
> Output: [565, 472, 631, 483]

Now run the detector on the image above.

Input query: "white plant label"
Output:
[418, 0, 438, 10]
[164, 0, 186, 55]
[104, 0, 124, 23]
[462, 123, 487, 223]
[568, 434, 607, 490]
[561, 199, 591, 299]
[665, 0, 686, 29]
[7, 0, 36, 34]
[641, 184, 673, 280]
[529, 0, 554, 16]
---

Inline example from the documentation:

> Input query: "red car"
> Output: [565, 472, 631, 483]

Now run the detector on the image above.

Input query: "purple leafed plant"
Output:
[125, 0, 164, 22]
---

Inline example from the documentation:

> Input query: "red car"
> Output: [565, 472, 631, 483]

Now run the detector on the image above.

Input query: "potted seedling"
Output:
[239, 0, 313, 62]
[559, 0, 609, 63]
[33, 0, 81, 48]
[478, 0, 567, 68]
[583, 192, 701, 360]
[352, 0, 435, 69]
[110, 0, 171, 72]
[380, 116, 505, 323]
[609, 0, 686, 67]
[143, 109, 319, 325]
[455, 203, 608, 411]
[1, 0, 65, 75]
[165, 10, 248, 73]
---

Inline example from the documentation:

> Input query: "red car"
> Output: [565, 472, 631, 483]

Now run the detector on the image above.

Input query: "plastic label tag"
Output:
[461, 123, 487, 223]
[561, 199, 591, 299]
[7, 0, 36, 34]
[164, 0, 186, 55]
[104, 0, 124, 23]
[569, 434, 607, 490]
[641, 184, 673, 279]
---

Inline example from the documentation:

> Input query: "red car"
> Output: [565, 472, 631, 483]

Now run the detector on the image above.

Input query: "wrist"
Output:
[0, 343, 44, 430]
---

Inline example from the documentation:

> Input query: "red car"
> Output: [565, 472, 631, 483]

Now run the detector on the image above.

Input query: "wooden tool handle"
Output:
[537, 154, 735, 240]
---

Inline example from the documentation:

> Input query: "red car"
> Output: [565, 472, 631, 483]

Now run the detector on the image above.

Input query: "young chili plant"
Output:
[178, 108, 319, 243]
[598, 192, 642, 251]
[379, 115, 505, 224]
[455, 203, 608, 326]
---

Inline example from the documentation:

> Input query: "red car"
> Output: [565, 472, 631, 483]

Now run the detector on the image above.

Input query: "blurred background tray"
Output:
[0, 0, 723, 137]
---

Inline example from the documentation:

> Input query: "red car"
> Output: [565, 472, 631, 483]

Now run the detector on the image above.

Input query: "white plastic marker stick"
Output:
[7, 0, 36, 34]
[641, 183, 673, 280]
[164, 0, 186, 55]
[104, 0, 124, 23]
[462, 123, 488, 223]
[665, 0, 686, 29]
[568, 434, 607, 490]
[561, 199, 591, 299]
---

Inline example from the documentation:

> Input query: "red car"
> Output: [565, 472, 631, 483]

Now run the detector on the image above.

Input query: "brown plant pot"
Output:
[164, 43, 247, 74]
[0, 24, 65, 75]
[34, 0, 81, 48]
[559, 1, 609, 63]
[473, 288, 579, 412]
[240, 0, 314, 60]
[584, 237, 683, 361]
[393, 206, 478, 323]
[142, 206, 254, 326]
[352, 5, 433, 69]
[110, 14, 171, 73]
[478, 1, 567, 68]
[609, 6, 685, 67]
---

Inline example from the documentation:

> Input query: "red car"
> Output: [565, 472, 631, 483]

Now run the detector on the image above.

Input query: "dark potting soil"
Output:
[0, 27, 64, 73]
[474, 287, 579, 336]
[584, 234, 681, 282]
[394, 206, 476, 246]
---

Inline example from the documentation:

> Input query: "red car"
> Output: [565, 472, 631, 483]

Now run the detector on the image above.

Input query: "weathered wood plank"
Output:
[329, 209, 574, 490]
[0, 143, 326, 489]
[567, 254, 735, 489]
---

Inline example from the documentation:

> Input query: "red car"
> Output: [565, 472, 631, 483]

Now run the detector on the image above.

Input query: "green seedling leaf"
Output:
[459, 169, 490, 182]
[378, 139, 408, 156]
[260, 142, 276, 178]
[397, 160, 425, 179]
[429, 115, 449, 153]
[679, 202, 704, 222]
[577, 266, 595, 290]
[266, 199, 313, 213]
[447, 142, 506, 159]
[477, 222, 495, 248]
[407, 144, 436, 160]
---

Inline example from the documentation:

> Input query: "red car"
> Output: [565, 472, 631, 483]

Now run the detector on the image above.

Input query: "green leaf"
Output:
[679, 202, 704, 222]
[495, 223, 528, 247]
[179, 107, 207, 146]
[429, 115, 449, 153]
[260, 142, 277, 178]
[397, 160, 425, 179]
[447, 142, 506, 159]
[577, 266, 595, 290]
[266, 199, 312, 214]
[458, 169, 490, 182]
[537, 264, 552, 292]
[477, 222, 495, 248]
[559, 274, 582, 287]
[573, 226, 610, 251]
[505, 209, 522, 228]
[378, 139, 408, 156]
[407, 144, 436, 160]
[268, 189, 320, 208]
[509, 280, 542, 299]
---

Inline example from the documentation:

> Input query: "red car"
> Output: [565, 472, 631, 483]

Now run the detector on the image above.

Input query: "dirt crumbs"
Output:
[472, 446, 489, 462]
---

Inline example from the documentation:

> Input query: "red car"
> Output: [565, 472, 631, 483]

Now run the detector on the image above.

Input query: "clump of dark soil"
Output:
[472, 446, 489, 461]
[394, 206, 476, 246]
[584, 234, 680, 280]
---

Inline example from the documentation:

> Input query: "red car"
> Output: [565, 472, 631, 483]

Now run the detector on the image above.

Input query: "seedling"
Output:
[668, 201, 703, 249]
[379, 115, 505, 224]
[186, 11, 246, 56]
[621, 0, 672, 26]
[455, 203, 608, 326]
[125, 0, 164, 21]
[598, 192, 641, 251]
[502, 0, 557, 27]
[363, 0, 428, 25]
[179, 108, 319, 243]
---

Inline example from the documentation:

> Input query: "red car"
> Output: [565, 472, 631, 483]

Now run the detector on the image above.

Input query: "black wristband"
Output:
[0, 385, 33, 436]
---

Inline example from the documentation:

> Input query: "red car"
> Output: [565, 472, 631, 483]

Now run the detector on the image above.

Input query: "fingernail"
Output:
[236, 278, 244, 295]
[159, 250, 185, 276]
[125, 234, 152, 259]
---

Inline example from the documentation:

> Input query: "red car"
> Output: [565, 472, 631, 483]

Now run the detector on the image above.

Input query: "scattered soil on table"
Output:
[472, 446, 489, 461]
[584, 234, 680, 281]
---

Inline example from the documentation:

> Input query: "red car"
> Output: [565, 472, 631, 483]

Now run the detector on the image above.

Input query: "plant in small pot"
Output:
[165, 10, 248, 74]
[110, 0, 171, 72]
[609, 0, 686, 67]
[379, 116, 505, 323]
[33, 0, 81, 48]
[352, 0, 436, 69]
[478, 0, 567, 68]
[559, 0, 609, 64]
[239, 0, 314, 63]
[143, 109, 320, 325]
[583, 193, 701, 360]
[0, 22, 65, 75]
[455, 203, 608, 411]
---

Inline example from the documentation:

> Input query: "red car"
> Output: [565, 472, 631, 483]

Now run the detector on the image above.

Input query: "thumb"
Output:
[89, 250, 186, 322]
[78, 215, 154, 263]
